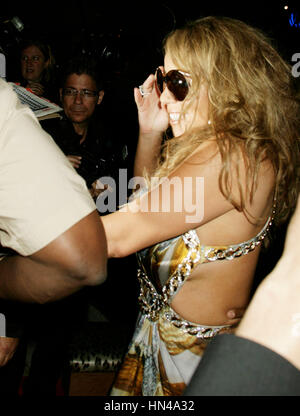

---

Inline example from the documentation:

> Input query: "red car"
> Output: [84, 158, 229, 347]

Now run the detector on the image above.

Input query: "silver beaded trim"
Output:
[137, 265, 229, 338]
[204, 213, 274, 262]
[137, 268, 164, 322]
[137, 207, 275, 336]
[163, 309, 229, 339]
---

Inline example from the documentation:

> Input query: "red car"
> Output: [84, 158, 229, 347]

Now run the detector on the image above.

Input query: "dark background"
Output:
[1, 0, 300, 85]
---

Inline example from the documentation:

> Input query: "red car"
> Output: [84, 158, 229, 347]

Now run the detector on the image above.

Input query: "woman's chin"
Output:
[170, 123, 185, 138]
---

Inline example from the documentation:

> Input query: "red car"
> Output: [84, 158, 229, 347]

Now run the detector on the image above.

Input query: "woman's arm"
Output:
[133, 73, 168, 179]
[133, 131, 163, 179]
[103, 134, 275, 259]
[103, 142, 235, 258]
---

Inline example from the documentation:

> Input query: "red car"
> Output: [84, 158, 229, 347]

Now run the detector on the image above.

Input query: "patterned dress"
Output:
[111, 217, 273, 396]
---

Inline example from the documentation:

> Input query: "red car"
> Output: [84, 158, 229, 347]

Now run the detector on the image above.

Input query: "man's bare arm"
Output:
[0, 211, 107, 303]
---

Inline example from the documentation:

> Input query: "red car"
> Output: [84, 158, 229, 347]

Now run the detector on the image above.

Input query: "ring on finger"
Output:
[139, 85, 151, 97]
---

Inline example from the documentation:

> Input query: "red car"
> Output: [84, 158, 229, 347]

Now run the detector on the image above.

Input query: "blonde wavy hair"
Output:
[151, 16, 300, 224]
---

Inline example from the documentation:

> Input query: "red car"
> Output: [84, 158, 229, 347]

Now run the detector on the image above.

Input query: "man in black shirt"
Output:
[41, 56, 129, 203]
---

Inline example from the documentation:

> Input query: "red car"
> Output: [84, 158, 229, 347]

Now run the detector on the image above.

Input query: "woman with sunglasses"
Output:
[102, 16, 299, 396]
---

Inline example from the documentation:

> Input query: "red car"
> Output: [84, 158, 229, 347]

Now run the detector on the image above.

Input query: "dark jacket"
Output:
[41, 111, 129, 189]
[185, 334, 300, 396]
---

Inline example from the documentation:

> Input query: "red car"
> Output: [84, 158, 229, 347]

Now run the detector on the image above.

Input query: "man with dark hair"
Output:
[41, 56, 128, 196]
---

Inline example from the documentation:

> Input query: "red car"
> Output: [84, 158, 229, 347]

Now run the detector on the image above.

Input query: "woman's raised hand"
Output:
[134, 72, 169, 135]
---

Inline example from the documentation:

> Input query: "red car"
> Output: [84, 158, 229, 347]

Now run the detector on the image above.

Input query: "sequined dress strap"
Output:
[137, 206, 275, 338]
[201, 208, 275, 262]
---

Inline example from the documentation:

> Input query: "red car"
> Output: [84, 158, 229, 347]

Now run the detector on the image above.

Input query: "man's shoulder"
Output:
[40, 113, 68, 132]
[0, 79, 28, 128]
[40, 114, 77, 149]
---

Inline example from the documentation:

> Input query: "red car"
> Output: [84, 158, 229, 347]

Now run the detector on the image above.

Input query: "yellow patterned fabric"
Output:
[111, 221, 272, 396]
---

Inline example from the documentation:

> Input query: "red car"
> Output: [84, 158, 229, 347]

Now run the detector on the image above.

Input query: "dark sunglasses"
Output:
[155, 67, 190, 101]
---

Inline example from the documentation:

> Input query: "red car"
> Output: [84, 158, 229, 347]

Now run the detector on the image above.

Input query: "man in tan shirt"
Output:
[0, 78, 107, 370]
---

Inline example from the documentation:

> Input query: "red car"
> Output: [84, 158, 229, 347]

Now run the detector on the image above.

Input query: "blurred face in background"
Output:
[21, 45, 49, 82]
[60, 73, 104, 126]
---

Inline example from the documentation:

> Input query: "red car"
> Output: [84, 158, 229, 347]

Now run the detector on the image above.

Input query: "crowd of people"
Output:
[0, 37, 136, 395]
[0, 14, 299, 397]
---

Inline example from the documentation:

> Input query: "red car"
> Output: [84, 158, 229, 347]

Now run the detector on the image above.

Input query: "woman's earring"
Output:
[208, 119, 211, 125]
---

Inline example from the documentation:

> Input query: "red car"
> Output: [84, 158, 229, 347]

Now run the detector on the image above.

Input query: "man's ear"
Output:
[59, 88, 63, 103]
[97, 90, 104, 105]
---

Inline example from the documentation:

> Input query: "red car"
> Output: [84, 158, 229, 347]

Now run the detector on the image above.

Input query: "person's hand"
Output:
[67, 155, 82, 169]
[26, 81, 45, 97]
[89, 179, 109, 200]
[134, 72, 169, 134]
[0, 337, 19, 367]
